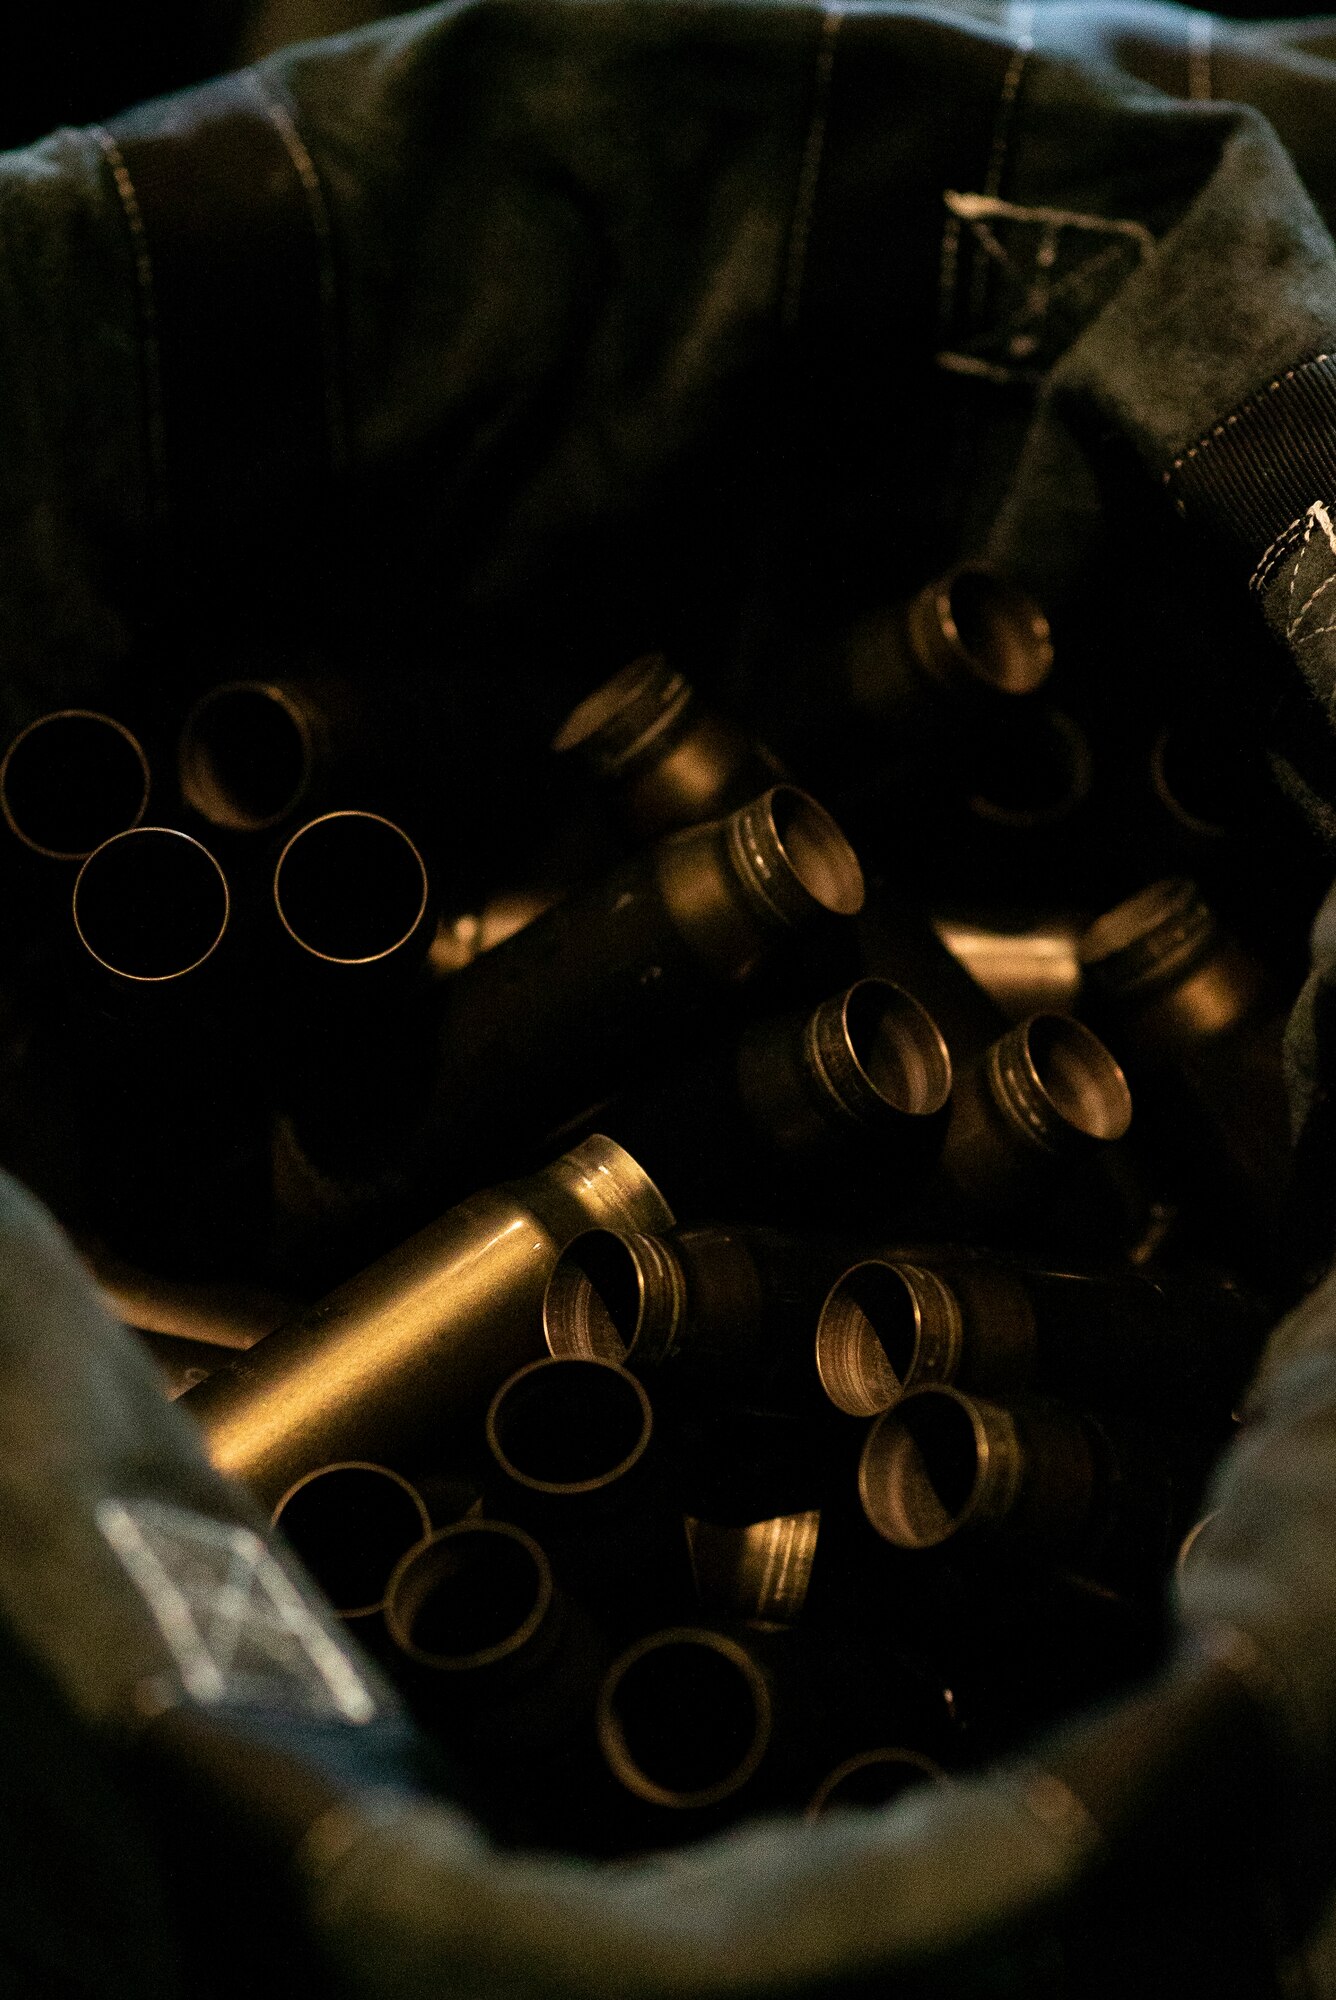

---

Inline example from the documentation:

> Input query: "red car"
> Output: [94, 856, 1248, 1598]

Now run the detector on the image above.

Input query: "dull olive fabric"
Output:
[11, 0, 1336, 1995]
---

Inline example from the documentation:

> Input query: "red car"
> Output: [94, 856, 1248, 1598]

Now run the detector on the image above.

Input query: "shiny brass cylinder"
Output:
[552, 653, 785, 841]
[1078, 878, 1267, 1057]
[1079, 878, 1289, 1237]
[735, 978, 952, 1169]
[858, 1386, 1096, 1558]
[938, 1013, 1131, 1214]
[73, 827, 230, 982]
[181, 1134, 674, 1506]
[271, 1461, 430, 1624]
[597, 1627, 772, 1811]
[0, 709, 150, 860]
[805, 1747, 947, 1818]
[848, 567, 1053, 726]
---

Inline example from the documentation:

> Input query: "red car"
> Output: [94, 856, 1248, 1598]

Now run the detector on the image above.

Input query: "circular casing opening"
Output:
[1, 710, 150, 860]
[274, 810, 430, 965]
[928, 567, 1054, 698]
[73, 827, 230, 981]
[486, 1356, 653, 1494]
[819, 980, 953, 1125]
[543, 1230, 652, 1363]
[816, 1260, 961, 1417]
[385, 1520, 552, 1671]
[990, 1014, 1132, 1153]
[807, 1748, 947, 1818]
[272, 1461, 430, 1618]
[597, 1627, 772, 1809]
[859, 1388, 1021, 1549]
[179, 681, 315, 832]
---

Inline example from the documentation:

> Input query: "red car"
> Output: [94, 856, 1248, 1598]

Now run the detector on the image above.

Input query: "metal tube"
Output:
[271, 1461, 430, 1622]
[815, 1259, 965, 1417]
[848, 566, 1053, 725]
[734, 978, 952, 1169]
[597, 1627, 772, 1811]
[180, 1134, 674, 1507]
[817, 1254, 1258, 1419]
[858, 1386, 1096, 1559]
[178, 679, 321, 832]
[0, 709, 150, 860]
[552, 653, 785, 841]
[72, 827, 230, 981]
[938, 1013, 1132, 1215]
[543, 1224, 846, 1417]
[965, 707, 1092, 831]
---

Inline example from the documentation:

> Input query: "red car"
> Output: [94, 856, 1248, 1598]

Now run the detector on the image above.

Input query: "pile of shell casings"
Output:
[0, 564, 1315, 1854]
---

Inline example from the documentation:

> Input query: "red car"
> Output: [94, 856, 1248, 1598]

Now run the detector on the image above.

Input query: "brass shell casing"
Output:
[183, 1135, 674, 1507]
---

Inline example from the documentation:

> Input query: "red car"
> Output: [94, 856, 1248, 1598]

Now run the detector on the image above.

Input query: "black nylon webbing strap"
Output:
[100, 72, 340, 571]
[1163, 352, 1336, 580]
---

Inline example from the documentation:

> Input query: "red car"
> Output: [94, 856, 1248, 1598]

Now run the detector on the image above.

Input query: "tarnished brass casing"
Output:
[596, 1627, 773, 1812]
[553, 653, 785, 841]
[859, 1386, 1096, 1558]
[938, 1014, 1132, 1217]
[543, 1223, 845, 1416]
[684, 1512, 821, 1628]
[1080, 878, 1269, 1059]
[179, 679, 336, 833]
[847, 567, 1053, 728]
[182, 1135, 674, 1506]
[1079, 878, 1290, 1235]
[383, 786, 863, 1188]
[816, 1253, 1259, 1419]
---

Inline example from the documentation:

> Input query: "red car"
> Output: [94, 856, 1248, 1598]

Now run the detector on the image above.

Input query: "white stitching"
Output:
[1166, 355, 1333, 475]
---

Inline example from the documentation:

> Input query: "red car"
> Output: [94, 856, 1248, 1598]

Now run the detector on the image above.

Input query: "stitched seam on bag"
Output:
[780, 4, 843, 329]
[1166, 354, 1334, 480]
[249, 72, 348, 476]
[93, 127, 169, 527]
[1252, 514, 1309, 595]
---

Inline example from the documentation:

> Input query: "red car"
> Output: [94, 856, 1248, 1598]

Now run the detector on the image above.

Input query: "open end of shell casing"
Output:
[271, 1461, 430, 1620]
[858, 1387, 1024, 1550]
[274, 809, 430, 966]
[179, 681, 317, 832]
[806, 1747, 948, 1818]
[1, 710, 151, 860]
[597, 1627, 772, 1810]
[386, 1520, 553, 1674]
[73, 827, 230, 981]
[816, 1260, 963, 1417]
[486, 1356, 653, 1496]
